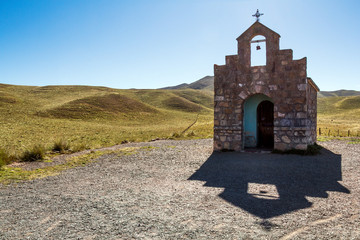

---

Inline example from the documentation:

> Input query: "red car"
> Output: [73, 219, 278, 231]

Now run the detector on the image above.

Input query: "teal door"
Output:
[243, 94, 273, 148]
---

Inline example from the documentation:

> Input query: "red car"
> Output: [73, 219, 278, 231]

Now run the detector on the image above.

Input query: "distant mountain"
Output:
[318, 90, 360, 98]
[163, 77, 360, 99]
[161, 76, 214, 91]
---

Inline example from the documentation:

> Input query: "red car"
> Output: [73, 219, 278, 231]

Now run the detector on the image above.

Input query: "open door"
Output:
[257, 100, 274, 148]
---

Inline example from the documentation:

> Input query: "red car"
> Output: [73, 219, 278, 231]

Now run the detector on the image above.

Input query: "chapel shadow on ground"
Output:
[188, 148, 350, 219]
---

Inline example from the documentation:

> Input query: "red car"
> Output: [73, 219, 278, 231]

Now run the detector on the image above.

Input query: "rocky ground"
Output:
[0, 139, 359, 239]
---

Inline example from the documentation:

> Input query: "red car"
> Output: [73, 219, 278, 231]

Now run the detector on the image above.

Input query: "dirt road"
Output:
[0, 139, 359, 239]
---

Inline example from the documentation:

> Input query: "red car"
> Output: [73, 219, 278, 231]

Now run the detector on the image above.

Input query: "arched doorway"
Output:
[243, 94, 273, 149]
[257, 100, 274, 148]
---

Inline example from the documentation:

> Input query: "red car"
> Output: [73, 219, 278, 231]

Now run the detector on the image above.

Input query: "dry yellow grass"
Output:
[0, 84, 213, 158]
[317, 95, 360, 137]
[1, 83, 359, 160]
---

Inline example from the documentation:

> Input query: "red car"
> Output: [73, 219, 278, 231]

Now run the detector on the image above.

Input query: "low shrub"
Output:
[186, 131, 196, 137]
[52, 139, 70, 153]
[0, 149, 13, 169]
[305, 143, 322, 155]
[171, 132, 182, 138]
[0, 150, 6, 170]
[21, 145, 45, 162]
[70, 143, 89, 153]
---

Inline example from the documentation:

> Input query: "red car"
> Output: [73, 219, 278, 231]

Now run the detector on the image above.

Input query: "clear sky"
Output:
[0, 0, 359, 91]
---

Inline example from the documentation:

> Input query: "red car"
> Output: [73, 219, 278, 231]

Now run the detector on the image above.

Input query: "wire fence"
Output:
[318, 128, 360, 137]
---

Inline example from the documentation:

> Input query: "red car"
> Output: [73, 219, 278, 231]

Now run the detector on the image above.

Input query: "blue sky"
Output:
[0, 0, 359, 91]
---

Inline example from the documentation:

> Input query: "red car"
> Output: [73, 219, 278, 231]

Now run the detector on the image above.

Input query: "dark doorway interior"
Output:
[257, 100, 274, 148]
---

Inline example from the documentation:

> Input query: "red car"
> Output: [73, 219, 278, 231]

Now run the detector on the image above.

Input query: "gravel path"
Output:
[0, 139, 359, 239]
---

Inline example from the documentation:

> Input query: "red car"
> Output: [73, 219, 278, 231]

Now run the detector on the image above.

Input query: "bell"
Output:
[256, 45, 261, 50]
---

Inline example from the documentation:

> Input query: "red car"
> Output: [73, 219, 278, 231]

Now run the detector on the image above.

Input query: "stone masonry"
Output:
[214, 21, 319, 151]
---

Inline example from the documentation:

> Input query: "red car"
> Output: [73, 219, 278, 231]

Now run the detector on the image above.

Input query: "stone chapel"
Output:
[213, 20, 319, 152]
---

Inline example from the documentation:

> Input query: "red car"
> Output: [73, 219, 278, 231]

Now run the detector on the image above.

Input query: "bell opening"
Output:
[251, 35, 266, 66]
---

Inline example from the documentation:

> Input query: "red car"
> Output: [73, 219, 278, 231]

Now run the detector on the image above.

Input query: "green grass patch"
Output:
[0, 147, 138, 184]
[0, 151, 102, 184]
[348, 138, 360, 144]
[109, 147, 139, 157]
[317, 136, 343, 142]
[317, 136, 331, 142]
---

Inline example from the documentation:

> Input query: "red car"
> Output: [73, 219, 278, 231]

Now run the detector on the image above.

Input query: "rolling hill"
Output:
[161, 76, 214, 91]
[38, 94, 159, 120]
[0, 84, 214, 156]
[317, 95, 360, 136]
[317, 95, 360, 118]
[318, 90, 360, 98]
[1, 78, 360, 157]
[162, 76, 360, 100]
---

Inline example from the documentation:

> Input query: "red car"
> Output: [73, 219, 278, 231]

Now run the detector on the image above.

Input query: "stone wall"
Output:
[214, 21, 319, 151]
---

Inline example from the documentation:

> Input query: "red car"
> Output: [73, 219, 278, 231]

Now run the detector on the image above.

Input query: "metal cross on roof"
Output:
[252, 9, 264, 22]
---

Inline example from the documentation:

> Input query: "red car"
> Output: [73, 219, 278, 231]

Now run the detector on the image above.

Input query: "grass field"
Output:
[0, 84, 213, 159]
[1, 83, 360, 163]
[317, 95, 360, 137]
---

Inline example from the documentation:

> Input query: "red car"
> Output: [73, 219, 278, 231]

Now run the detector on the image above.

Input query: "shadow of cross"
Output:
[188, 148, 350, 219]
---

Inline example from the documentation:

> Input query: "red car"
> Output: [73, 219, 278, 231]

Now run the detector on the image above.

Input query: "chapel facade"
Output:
[213, 21, 319, 151]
